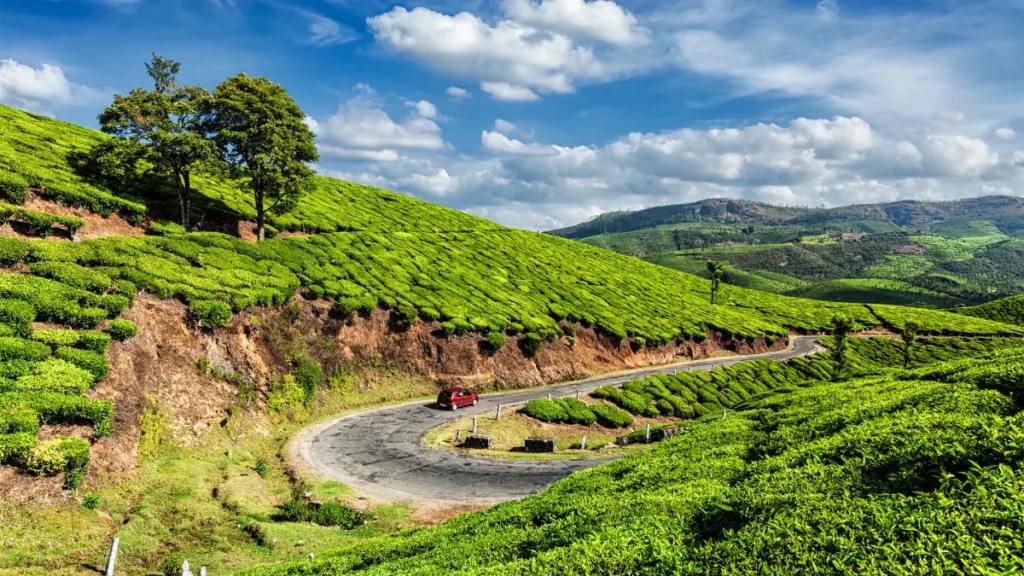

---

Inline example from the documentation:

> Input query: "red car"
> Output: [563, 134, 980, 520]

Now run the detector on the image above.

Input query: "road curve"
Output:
[301, 336, 823, 504]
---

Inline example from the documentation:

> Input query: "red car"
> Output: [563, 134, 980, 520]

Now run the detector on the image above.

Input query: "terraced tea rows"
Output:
[246, 342, 1024, 575]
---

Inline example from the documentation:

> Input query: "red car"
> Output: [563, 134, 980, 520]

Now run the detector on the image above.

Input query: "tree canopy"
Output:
[208, 73, 318, 241]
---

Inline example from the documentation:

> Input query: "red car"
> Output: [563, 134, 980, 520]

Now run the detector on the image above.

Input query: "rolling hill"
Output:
[550, 197, 1024, 305]
[3, 103, 1024, 574]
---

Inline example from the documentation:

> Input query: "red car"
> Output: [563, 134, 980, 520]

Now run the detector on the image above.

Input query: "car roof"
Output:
[439, 388, 463, 393]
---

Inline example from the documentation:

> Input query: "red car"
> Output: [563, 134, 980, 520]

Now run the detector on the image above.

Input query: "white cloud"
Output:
[310, 96, 446, 163]
[328, 115, 1022, 230]
[0, 59, 99, 113]
[303, 10, 357, 46]
[494, 119, 517, 134]
[446, 86, 471, 99]
[368, 6, 611, 101]
[320, 146, 400, 162]
[995, 127, 1017, 141]
[502, 0, 648, 46]
[405, 99, 438, 119]
[481, 130, 556, 156]
[815, 0, 839, 21]
[481, 82, 541, 102]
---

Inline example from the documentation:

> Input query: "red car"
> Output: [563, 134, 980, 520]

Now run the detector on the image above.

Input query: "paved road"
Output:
[302, 336, 824, 503]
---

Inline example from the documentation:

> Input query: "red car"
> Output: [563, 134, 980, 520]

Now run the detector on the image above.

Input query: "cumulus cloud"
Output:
[481, 131, 556, 156]
[502, 0, 648, 46]
[995, 127, 1017, 141]
[480, 82, 541, 102]
[0, 59, 100, 113]
[328, 115, 1023, 230]
[446, 86, 470, 99]
[368, 6, 620, 101]
[310, 95, 446, 163]
[405, 99, 439, 119]
[494, 119, 517, 134]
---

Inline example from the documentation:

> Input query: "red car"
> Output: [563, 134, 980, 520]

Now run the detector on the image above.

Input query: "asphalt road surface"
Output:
[302, 336, 824, 503]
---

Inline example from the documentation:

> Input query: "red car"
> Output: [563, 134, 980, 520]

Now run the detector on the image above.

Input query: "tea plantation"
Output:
[2, 100, 1023, 519]
[242, 344, 1024, 575]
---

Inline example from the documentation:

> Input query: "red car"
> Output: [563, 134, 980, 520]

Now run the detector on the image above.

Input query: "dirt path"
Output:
[299, 336, 824, 505]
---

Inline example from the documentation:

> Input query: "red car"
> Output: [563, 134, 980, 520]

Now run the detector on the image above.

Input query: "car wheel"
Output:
[451, 403, 458, 411]
[473, 398, 478, 406]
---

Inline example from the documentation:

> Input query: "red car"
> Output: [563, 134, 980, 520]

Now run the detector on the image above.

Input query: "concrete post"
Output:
[576, 389, 580, 400]
[182, 561, 192, 576]
[645, 424, 651, 444]
[722, 409, 727, 419]
[454, 429, 461, 444]
[200, 569, 207, 576]
[496, 403, 502, 420]
[547, 392, 552, 400]
[581, 435, 587, 450]
[105, 538, 119, 576]
[472, 416, 478, 434]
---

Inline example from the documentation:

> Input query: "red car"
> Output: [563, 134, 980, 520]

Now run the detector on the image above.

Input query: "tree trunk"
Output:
[181, 171, 192, 231]
[255, 187, 265, 241]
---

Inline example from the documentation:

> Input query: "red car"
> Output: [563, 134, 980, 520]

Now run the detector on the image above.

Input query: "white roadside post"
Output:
[454, 429, 461, 444]
[576, 389, 580, 400]
[645, 424, 651, 444]
[105, 538, 119, 576]
[472, 416, 478, 435]
[581, 435, 587, 450]
[182, 561, 193, 576]
[547, 392, 552, 400]
[495, 403, 502, 420]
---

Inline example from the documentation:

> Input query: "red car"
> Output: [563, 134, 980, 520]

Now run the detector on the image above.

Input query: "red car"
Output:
[437, 388, 478, 410]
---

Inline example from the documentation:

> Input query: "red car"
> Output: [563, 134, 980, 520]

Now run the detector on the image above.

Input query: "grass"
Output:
[0, 368, 437, 576]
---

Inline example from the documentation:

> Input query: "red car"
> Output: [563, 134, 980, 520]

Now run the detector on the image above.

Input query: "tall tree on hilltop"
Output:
[208, 73, 318, 241]
[829, 313, 854, 378]
[707, 260, 726, 305]
[98, 54, 214, 230]
[901, 320, 919, 369]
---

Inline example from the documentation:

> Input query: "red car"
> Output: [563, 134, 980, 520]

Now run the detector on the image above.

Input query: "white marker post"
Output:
[105, 538, 119, 576]
[454, 429, 461, 444]
[496, 403, 502, 420]
[547, 392, 552, 400]
[645, 424, 651, 444]
[581, 435, 587, 450]
[472, 416, 478, 434]
[576, 389, 580, 400]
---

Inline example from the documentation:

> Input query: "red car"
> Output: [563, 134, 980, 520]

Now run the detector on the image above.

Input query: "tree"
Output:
[901, 321, 919, 369]
[707, 261, 726, 305]
[208, 73, 318, 241]
[98, 54, 215, 230]
[829, 313, 854, 378]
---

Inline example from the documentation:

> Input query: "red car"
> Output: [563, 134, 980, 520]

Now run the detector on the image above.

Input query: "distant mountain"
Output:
[550, 196, 1024, 307]
[549, 196, 1024, 240]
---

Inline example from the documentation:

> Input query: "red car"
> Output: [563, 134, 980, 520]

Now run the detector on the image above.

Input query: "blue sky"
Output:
[1, 0, 1023, 229]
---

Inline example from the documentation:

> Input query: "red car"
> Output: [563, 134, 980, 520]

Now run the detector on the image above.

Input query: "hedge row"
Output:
[0, 201, 84, 235]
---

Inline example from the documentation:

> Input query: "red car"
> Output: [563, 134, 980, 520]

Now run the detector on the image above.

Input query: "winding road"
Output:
[300, 336, 824, 504]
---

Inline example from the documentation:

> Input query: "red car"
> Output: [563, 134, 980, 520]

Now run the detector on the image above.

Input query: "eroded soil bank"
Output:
[1, 294, 785, 500]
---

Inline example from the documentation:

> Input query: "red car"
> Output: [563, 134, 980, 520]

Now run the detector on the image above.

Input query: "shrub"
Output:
[486, 331, 507, 351]
[75, 330, 112, 353]
[255, 457, 270, 478]
[29, 261, 112, 293]
[105, 319, 138, 341]
[0, 238, 28, 265]
[56, 346, 108, 381]
[631, 337, 647, 352]
[0, 337, 51, 361]
[0, 299, 35, 337]
[191, 300, 232, 329]
[522, 333, 544, 356]
[0, 405, 40, 434]
[24, 436, 90, 478]
[522, 399, 568, 422]
[12, 358, 94, 395]
[277, 499, 313, 523]
[313, 501, 362, 530]
[267, 375, 305, 414]
[554, 398, 597, 426]
[0, 172, 28, 204]
[590, 404, 633, 428]
[292, 355, 322, 404]
[83, 493, 102, 510]
[0, 432, 36, 464]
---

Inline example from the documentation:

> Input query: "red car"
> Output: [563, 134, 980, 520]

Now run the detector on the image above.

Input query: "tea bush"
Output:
[104, 318, 138, 341]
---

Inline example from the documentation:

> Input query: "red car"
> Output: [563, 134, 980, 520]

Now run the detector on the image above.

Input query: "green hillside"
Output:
[244, 345, 1024, 575]
[551, 198, 1024, 305]
[958, 294, 1024, 326]
[0, 105, 498, 234]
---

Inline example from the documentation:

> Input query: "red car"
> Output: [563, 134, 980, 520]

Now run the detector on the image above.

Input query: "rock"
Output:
[524, 437, 557, 453]
[462, 435, 493, 449]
